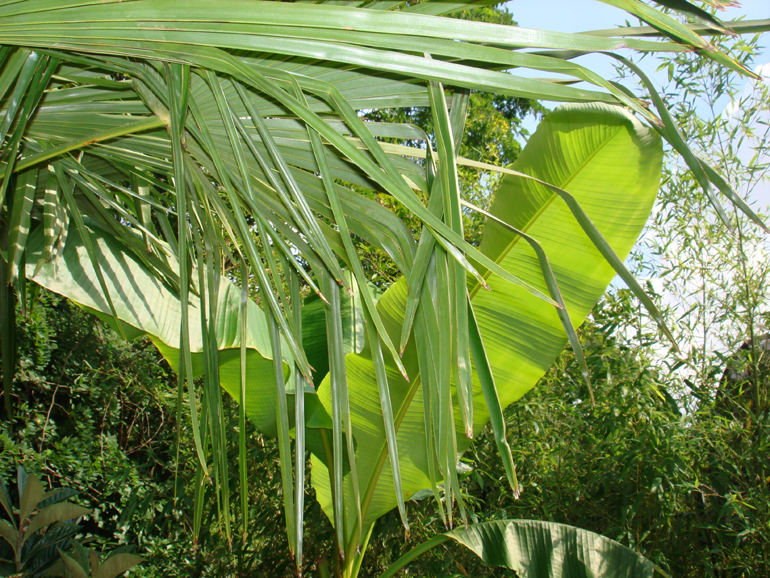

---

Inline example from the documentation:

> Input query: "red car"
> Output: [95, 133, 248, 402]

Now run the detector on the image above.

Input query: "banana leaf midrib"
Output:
[309, 104, 662, 545]
[467, 123, 624, 301]
[356, 372, 422, 537]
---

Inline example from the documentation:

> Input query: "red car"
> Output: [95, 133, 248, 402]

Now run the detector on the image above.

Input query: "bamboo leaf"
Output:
[611, 53, 768, 234]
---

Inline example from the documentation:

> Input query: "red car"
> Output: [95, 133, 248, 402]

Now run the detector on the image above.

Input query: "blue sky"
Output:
[504, 0, 770, 209]
[505, 0, 768, 39]
[505, 0, 768, 85]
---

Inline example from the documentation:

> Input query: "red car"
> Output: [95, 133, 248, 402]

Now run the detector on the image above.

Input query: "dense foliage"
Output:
[3, 282, 767, 577]
[1, 3, 768, 577]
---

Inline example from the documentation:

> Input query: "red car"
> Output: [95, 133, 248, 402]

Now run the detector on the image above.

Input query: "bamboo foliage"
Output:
[0, 0, 767, 573]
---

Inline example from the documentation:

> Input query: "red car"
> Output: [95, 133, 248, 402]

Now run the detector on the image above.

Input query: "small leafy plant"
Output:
[0, 468, 90, 577]
[56, 542, 142, 578]
[0, 468, 142, 578]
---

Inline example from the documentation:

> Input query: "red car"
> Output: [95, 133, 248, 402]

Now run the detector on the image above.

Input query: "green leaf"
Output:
[92, 553, 143, 578]
[311, 102, 662, 543]
[24, 222, 298, 438]
[23, 503, 91, 547]
[449, 520, 660, 577]
[381, 520, 663, 578]
[301, 270, 375, 387]
[597, 0, 752, 77]
[0, 520, 17, 554]
[0, 50, 39, 146]
[650, 0, 734, 35]
[6, 168, 38, 284]
[58, 550, 89, 578]
[269, 313, 296, 556]
[38, 488, 79, 510]
[18, 470, 44, 523]
[0, 468, 15, 529]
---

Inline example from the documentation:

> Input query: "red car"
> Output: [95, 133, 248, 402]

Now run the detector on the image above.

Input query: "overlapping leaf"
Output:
[0, 1, 764, 571]
[310, 103, 662, 549]
[24, 222, 298, 437]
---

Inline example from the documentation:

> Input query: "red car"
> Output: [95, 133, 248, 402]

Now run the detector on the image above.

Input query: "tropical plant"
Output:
[56, 542, 141, 578]
[25, 98, 672, 576]
[1, 1, 768, 576]
[0, 467, 89, 577]
[381, 520, 665, 578]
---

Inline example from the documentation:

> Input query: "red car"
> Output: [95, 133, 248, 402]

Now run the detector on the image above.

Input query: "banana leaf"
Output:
[23, 221, 308, 438]
[381, 519, 666, 578]
[310, 102, 663, 547]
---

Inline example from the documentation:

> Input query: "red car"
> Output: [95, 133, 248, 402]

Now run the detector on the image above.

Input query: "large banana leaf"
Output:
[310, 103, 662, 546]
[301, 270, 382, 388]
[23, 221, 302, 437]
[381, 520, 663, 578]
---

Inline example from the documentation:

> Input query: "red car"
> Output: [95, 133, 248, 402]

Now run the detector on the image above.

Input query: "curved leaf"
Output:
[381, 520, 663, 578]
[0, 520, 18, 553]
[24, 222, 296, 437]
[18, 471, 44, 524]
[93, 553, 143, 578]
[23, 503, 91, 546]
[310, 103, 662, 542]
[58, 550, 88, 578]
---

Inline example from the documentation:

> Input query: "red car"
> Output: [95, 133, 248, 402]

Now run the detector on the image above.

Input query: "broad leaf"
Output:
[381, 520, 662, 578]
[447, 520, 659, 577]
[0, 520, 17, 554]
[93, 553, 143, 578]
[18, 471, 44, 524]
[24, 223, 297, 437]
[23, 503, 91, 546]
[310, 103, 662, 544]
[58, 551, 88, 578]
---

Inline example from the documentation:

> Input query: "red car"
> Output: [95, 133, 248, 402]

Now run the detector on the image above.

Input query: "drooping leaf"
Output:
[381, 520, 663, 578]
[310, 103, 662, 546]
[24, 222, 299, 438]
